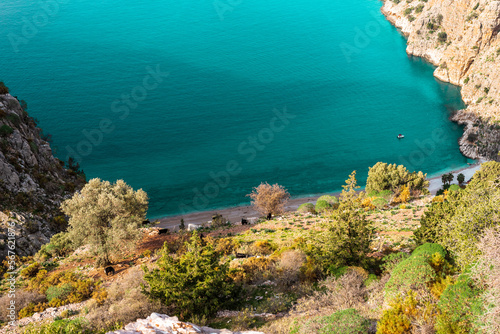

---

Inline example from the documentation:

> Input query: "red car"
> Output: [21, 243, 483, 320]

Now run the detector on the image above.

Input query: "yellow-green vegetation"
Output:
[2, 162, 500, 334]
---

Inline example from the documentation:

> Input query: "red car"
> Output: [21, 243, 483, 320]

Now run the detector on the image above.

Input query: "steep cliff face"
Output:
[0, 88, 85, 257]
[382, 0, 500, 160]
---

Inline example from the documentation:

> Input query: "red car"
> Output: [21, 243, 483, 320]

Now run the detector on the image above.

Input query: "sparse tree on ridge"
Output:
[247, 182, 290, 218]
[61, 178, 149, 266]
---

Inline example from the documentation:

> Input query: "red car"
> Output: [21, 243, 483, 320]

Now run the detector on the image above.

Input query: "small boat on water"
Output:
[397, 134, 405, 139]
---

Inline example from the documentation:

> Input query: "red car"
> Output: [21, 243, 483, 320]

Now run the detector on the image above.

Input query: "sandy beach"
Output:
[157, 160, 485, 229]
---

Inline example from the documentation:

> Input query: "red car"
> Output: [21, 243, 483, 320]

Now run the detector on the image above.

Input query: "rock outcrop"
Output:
[0, 90, 85, 258]
[382, 0, 500, 160]
[107, 313, 265, 334]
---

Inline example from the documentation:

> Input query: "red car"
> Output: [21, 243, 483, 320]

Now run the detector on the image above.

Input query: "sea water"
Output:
[0, 0, 470, 217]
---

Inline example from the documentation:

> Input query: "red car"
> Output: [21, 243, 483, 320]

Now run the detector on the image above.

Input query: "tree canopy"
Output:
[61, 178, 148, 266]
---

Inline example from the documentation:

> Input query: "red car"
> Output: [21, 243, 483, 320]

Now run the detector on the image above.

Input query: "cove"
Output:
[0, 0, 470, 218]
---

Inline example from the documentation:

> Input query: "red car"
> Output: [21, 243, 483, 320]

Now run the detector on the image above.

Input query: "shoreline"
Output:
[156, 160, 485, 229]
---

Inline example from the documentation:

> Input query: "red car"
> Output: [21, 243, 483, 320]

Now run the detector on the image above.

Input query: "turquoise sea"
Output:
[0, 0, 471, 218]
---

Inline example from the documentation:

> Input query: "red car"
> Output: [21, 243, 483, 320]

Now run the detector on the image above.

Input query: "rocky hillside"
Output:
[0, 86, 85, 258]
[382, 0, 500, 160]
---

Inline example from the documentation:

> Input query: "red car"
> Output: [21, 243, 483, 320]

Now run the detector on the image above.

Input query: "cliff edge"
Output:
[0, 85, 85, 258]
[382, 0, 500, 160]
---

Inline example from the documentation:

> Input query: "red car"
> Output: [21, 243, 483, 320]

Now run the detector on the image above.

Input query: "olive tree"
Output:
[61, 178, 148, 266]
[247, 182, 290, 218]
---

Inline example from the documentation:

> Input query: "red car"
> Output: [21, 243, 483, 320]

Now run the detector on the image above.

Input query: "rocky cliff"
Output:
[381, 0, 500, 160]
[0, 86, 85, 258]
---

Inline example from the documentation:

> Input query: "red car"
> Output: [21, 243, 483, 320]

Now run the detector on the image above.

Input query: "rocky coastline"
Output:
[381, 0, 500, 161]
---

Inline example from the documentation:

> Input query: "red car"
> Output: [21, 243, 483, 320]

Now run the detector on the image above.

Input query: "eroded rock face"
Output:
[0, 92, 84, 258]
[382, 0, 500, 160]
[107, 313, 265, 334]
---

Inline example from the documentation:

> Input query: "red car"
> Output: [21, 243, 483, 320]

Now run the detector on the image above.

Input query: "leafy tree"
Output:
[142, 231, 241, 320]
[247, 182, 290, 217]
[318, 172, 371, 270]
[467, 161, 500, 189]
[414, 190, 462, 245]
[457, 173, 465, 185]
[441, 172, 454, 186]
[443, 185, 500, 269]
[366, 162, 429, 194]
[415, 162, 500, 269]
[61, 178, 148, 266]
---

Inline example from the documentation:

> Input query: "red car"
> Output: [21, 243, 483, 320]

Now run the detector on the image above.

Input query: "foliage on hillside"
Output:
[1, 161, 499, 334]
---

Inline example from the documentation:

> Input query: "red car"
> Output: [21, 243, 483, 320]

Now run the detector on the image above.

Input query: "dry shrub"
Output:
[251, 240, 274, 256]
[472, 227, 500, 333]
[362, 197, 376, 210]
[86, 267, 166, 331]
[0, 289, 46, 321]
[263, 269, 368, 333]
[275, 250, 306, 288]
[241, 257, 273, 284]
[215, 237, 239, 256]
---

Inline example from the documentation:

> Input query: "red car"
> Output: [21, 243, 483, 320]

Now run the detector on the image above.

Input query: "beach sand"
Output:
[157, 160, 485, 229]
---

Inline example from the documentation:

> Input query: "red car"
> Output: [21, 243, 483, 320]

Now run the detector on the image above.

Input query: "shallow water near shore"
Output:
[0, 0, 471, 218]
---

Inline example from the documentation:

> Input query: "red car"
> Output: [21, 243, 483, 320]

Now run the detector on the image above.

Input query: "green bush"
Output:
[372, 197, 388, 209]
[315, 195, 339, 213]
[438, 32, 448, 43]
[315, 199, 332, 213]
[435, 273, 483, 334]
[37, 232, 74, 259]
[384, 244, 446, 300]
[46, 283, 73, 302]
[20, 262, 41, 279]
[297, 203, 316, 214]
[412, 242, 447, 258]
[0, 125, 14, 137]
[296, 308, 371, 334]
[367, 189, 393, 199]
[381, 252, 410, 273]
[142, 231, 241, 320]
[447, 184, 461, 192]
[22, 318, 96, 334]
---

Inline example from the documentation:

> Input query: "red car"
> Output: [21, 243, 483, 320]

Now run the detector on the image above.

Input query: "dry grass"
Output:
[262, 269, 381, 333]
[472, 227, 500, 333]
[86, 267, 167, 330]
[0, 289, 46, 321]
